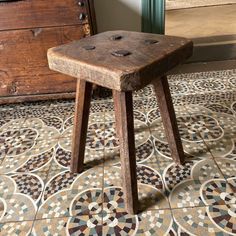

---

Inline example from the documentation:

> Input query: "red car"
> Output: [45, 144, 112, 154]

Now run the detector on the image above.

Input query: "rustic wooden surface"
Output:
[0, 92, 75, 105]
[71, 79, 93, 173]
[49, 30, 192, 214]
[113, 90, 138, 214]
[0, 0, 96, 103]
[0, 0, 89, 31]
[48, 30, 193, 91]
[153, 76, 185, 165]
[0, 25, 89, 97]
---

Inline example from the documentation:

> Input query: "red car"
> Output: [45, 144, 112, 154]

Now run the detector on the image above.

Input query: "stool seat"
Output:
[47, 31, 193, 215]
[48, 30, 193, 91]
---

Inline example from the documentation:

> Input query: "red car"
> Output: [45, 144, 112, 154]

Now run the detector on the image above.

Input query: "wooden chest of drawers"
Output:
[0, 0, 96, 104]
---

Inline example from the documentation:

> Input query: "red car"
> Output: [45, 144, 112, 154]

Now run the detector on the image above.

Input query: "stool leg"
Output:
[71, 79, 93, 173]
[113, 91, 138, 215]
[152, 76, 185, 165]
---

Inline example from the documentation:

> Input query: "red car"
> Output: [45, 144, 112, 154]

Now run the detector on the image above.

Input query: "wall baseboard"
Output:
[188, 35, 236, 62]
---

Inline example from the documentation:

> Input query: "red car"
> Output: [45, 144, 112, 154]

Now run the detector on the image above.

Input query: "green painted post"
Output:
[142, 0, 165, 34]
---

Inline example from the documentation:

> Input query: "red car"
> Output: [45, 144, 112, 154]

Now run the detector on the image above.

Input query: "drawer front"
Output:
[0, 24, 90, 97]
[0, 0, 89, 30]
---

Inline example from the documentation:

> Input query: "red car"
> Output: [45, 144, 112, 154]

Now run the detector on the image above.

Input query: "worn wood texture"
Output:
[0, 0, 96, 103]
[71, 79, 92, 173]
[153, 76, 185, 165]
[0, 0, 89, 31]
[0, 25, 90, 97]
[48, 30, 192, 213]
[113, 90, 138, 214]
[0, 92, 75, 105]
[48, 30, 193, 91]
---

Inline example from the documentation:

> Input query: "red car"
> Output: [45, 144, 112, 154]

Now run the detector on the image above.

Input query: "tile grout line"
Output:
[28, 148, 55, 235]
[1, 73, 236, 234]
[198, 125, 231, 182]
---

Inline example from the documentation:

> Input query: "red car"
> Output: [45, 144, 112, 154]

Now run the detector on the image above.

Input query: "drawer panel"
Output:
[0, 24, 90, 97]
[0, 0, 89, 30]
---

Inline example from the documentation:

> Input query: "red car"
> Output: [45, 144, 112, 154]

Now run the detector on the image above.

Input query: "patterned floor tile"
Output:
[148, 109, 213, 161]
[0, 142, 57, 175]
[21, 104, 75, 122]
[0, 154, 5, 167]
[0, 220, 33, 236]
[228, 177, 236, 193]
[172, 178, 235, 210]
[103, 110, 152, 167]
[35, 208, 174, 236]
[0, 119, 27, 157]
[215, 158, 236, 179]
[101, 209, 174, 235]
[151, 157, 228, 211]
[32, 215, 103, 236]
[32, 217, 69, 236]
[1, 68, 236, 235]
[0, 175, 37, 222]
[0, 108, 28, 121]
[54, 143, 104, 168]
[36, 166, 104, 220]
[189, 103, 236, 159]
[173, 206, 235, 236]
[103, 165, 170, 212]
[58, 215, 102, 235]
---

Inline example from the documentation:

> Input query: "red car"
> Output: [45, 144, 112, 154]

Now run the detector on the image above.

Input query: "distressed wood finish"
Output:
[71, 79, 93, 173]
[153, 76, 185, 164]
[48, 30, 193, 91]
[48, 31, 193, 214]
[0, 0, 89, 31]
[0, 0, 96, 103]
[0, 25, 89, 97]
[113, 90, 138, 214]
[0, 92, 75, 105]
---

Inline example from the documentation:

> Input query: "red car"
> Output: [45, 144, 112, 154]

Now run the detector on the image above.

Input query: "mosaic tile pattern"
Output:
[0, 69, 236, 235]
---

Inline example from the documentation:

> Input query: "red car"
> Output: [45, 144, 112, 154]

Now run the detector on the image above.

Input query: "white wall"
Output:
[94, 0, 142, 32]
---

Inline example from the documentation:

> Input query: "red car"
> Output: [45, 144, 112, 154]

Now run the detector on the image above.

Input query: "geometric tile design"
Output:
[207, 204, 236, 235]
[169, 179, 205, 208]
[12, 173, 43, 203]
[0, 128, 37, 156]
[163, 161, 194, 191]
[16, 148, 54, 172]
[43, 171, 78, 201]
[0, 221, 33, 236]
[137, 164, 164, 190]
[1, 68, 236, 235]
[173, 206, 229, 235]
[177, 114, 224, 142]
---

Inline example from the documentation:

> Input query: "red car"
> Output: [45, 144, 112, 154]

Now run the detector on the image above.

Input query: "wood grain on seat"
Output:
[48, 30, 193, 91]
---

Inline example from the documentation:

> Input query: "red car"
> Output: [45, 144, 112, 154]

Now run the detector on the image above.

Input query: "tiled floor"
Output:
[0, 69, 236, 235]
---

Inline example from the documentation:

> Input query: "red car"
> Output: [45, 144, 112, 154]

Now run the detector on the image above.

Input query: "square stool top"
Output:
[48, 31, 193, 91]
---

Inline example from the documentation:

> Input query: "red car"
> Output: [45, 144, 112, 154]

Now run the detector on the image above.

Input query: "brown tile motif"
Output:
[16, 148, 54, 173]
[0, 69, 236, 235]
[11, 173, 43, 203]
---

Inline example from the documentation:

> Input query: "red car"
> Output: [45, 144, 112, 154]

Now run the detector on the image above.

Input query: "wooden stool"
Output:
[47, 31, 193, 214]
